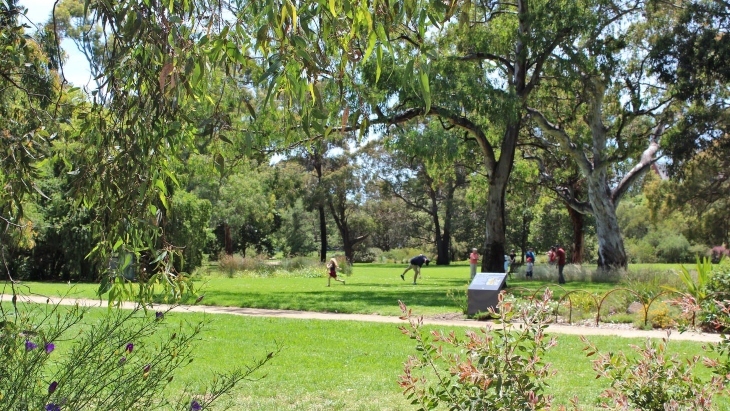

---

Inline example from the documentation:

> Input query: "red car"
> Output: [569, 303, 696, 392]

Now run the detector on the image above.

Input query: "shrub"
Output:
[700, 260, 730, 330]
[218, 253, 271, 277]
[655, 233, 692, 263]
[566, 291, 598, 313]
[710, 245, 729, 264]
[382, 248, 424, 264]
[280, 256, 311, 271]
[0, 298, 275, 410]
[665, 257, 713, 328]
[583, 334, 724, 410]
[398, 290, 558, 410]
[625, 239, 659, 264]
[353, 247, 382, 263]
[622, 268, 681, 301]
[648, 302, 676, 329]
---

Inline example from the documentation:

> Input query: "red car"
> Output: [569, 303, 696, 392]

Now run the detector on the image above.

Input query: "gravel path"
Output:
[3, 294, 722, 343]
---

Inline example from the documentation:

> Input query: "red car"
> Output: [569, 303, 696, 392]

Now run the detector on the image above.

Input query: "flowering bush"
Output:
[398, 289, 558, 410]
[583, 333, 724, 410]
[0, 298, 275, 410]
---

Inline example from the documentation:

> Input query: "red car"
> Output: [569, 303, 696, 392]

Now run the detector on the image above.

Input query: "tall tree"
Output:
[321, 152, 370, 263]
[0, 0, 64, 281]
[346, 0, 592, 272]
[372, 123, 470, 265]
[526, 2, 672, 269]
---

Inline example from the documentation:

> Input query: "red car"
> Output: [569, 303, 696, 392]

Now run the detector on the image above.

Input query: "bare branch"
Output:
[612, 125, 663, 203]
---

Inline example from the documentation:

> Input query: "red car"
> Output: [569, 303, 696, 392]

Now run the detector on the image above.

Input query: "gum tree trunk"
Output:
[566, 202, 585, 264]
[586, 172, 627, 269]
[318, 205, 327, 263]
[480, 125, 518, 273]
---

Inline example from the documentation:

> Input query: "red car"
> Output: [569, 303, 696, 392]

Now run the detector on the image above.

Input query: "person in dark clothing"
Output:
[555, 244, 566, 284]
[401, 254, 429, 284]
[508, 249, 517, 277]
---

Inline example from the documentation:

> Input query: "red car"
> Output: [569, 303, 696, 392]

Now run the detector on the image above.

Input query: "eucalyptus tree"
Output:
[29, 0, 629, 285]
[523, 134, 591, 263]
[371, 122, 471, 265]
[525, 0, 678, 270]
[334, 0, 596, 272]
[0, 0, 67, 282]
[321, 150, 371, 263]
[291, 138, 337, 262]
[645, 0, 730, 246]
[360, 194, 416, 252]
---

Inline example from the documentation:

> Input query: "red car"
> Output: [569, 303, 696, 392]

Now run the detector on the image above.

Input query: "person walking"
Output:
[525, 247, 536, 279]
[555, 244, 566, 284]
[401, 254, 429, 284]
[469, 248, 479, 280]
[327, 257, 345, 286]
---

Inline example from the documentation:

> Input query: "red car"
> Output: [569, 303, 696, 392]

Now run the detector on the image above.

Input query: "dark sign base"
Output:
[467, 273, 507, 315]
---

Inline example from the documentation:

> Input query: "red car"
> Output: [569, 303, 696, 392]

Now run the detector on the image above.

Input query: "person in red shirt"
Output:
[547, 247, 556, 266]
[469, 248, 479, 280]
[555, 244, 566, 284]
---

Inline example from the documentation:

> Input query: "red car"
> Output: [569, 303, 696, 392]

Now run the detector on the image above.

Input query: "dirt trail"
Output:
[3, 294, 721, 343]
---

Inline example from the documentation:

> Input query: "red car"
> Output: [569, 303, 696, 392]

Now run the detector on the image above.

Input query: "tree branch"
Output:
[526, 107, 593, 175]
[611, 125, 663, 203]
[523, 154, 593, 214]
[524, 27, 573, 95]
[456, 52, 515, 76]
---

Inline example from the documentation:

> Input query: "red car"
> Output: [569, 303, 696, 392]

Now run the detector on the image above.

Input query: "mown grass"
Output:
[14, 262, 683, 317]
[4, 301, 724, 410]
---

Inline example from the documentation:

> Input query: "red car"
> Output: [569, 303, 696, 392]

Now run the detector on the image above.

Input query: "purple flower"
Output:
[45, 342, 55, 354]
[155, 311, 164, 320]
[143, 363, 151, 373]
[48, 381, 58, 394]
[25, 340, 38, 351]
[119, 356, 126, 366]
[190, 400, 202, 411]
[125, 343, 134, 353]
[45, 403, 61, 411]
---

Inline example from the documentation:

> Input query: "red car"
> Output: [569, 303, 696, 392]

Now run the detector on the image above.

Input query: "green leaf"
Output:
[420, 70, 431, 113]
[375, 45, 382, 82]
[155, 179, 168, 195]
[363, 31, 377, 62]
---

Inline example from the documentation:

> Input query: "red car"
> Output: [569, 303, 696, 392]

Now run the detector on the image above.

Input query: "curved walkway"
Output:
[3, 294, 722, 343]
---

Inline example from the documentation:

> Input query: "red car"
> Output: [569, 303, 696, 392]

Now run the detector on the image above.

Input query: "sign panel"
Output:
[467, 272, 506, 315]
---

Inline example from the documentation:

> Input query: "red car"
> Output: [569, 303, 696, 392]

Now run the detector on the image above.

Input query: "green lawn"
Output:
[14, 262, 657, 317]
[5, 260, 723, 410]
[13, 306, 720, 410]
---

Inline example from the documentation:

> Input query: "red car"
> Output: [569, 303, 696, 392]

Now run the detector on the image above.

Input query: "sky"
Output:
[19, 0, 93, 88]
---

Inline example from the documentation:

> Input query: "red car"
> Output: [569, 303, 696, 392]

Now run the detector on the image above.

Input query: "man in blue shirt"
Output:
[401, 254, 430, 284]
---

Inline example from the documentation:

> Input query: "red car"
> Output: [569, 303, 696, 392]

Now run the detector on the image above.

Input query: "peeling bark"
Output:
[588, 172, 627, 269]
